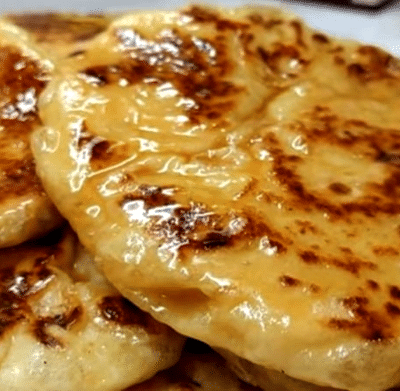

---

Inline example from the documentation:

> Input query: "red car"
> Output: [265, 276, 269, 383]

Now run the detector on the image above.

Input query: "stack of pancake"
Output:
[1, 6, 400, 390]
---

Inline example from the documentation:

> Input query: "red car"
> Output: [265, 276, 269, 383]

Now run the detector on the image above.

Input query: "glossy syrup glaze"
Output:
[0, 23, 64, 247]
[31, 6, 400, 391]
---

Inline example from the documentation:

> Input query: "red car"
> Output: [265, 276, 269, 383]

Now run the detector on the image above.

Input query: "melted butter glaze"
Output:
[31, 7, 400, 391]
[81, 26, 244, 125]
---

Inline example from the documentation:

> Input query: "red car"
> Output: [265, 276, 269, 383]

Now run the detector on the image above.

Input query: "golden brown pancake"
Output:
[31, 5, 400, 391]
[0, 227, 185, 391]
[0, 14, 115, 248]
[0, 20, 64, 247]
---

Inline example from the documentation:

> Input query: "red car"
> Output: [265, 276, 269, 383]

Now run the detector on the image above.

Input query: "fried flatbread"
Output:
[0, 20, 65, 247]
[6, 13, 115, 61]
[0, 14, 115, 248]
[0, 227, 185, 391]
[31, 6, 400, 391]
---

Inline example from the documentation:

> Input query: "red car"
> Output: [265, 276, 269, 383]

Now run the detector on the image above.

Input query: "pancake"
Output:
[0, 14, 114, 248]
[0, 20, 63, 247]
[30, 5, 400, 391]
[125, 340, 262, 391]
[0, 227, 185, 391]
[6, 13, 115, 62]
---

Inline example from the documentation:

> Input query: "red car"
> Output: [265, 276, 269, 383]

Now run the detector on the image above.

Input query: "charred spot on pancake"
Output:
[0, 45, 46, 135]
[372, 246, 399, 256]
[312, 33, 330, 44]
[144, 202, 289, 260]
[366, 279, 380, 291]
[298, 250, 377, 275]
[81, 27, 245, 124]
[8, 13, 109, 43]
[257, 44, 308, 76]
[346, 46, 399, 82]
[376, 151, 400, 166]
[183, 6, 250, 31]
[121, 185, 176, 209]
[385, 302, 400, 317]
[0, 231, 82, 346]
[279, 275, 322, 293]
[264, 110, 400, 219]
[71, 121, 130, 171]
[247, 13, 283, 30]
[68, 49, 86, 58]
[389, 285, 400, 300]
[0, 45, 48, 201]
[0, 261, 54, 340]
[328, 182, 351, 195]
[33, 306, 83, 348]
[295, 220, 318, 235]
[0, 157, 44, 202]
[99, 296, 147, 326]
[327, 296, 397, 341]
[99, 296, 164, 334]
[279, 275, 301, 287]
[290, 20, 306, 48]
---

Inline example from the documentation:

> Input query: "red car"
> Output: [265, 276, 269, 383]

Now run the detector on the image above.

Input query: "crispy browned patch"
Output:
[295, 220, 318, 235]
[290, 20, 306, 48]
[71, 121, 130, 171]
[372, 246, 399, 256]
[279, 275, 301, 287]
[247, 13, 283, 30]
[8, 13, 110, 43]
[257, 44, 308, 76]
[389, 285, 400, 300]
[0, 230, 85, 347]
[0, 45, 48, 202]
[328, 182, 351, 195]
[279, 275, 321, 293]
[0, 253, 53, 340]
[99, 296, 164, 334]
[119, 185, 289, 260]
[183, 6, 251, 31]
[299, 250, 377, 276]
[328, 296, 397, 341]
[263, 112, 400, 219]
[347, 46, 399, 82]
[81, 26, 245, 124]
[33, 306, 83, 348]
[312, 33, 330, 44]
[149, 205, 289, 260]
[385, 302, 400, 317]
[366, 279, 380, 291]
[121, 185, 176, 209]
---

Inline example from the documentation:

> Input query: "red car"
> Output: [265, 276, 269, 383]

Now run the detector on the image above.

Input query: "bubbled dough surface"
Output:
[0, 229, 185, 391]
[31, 6, 400, 391]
